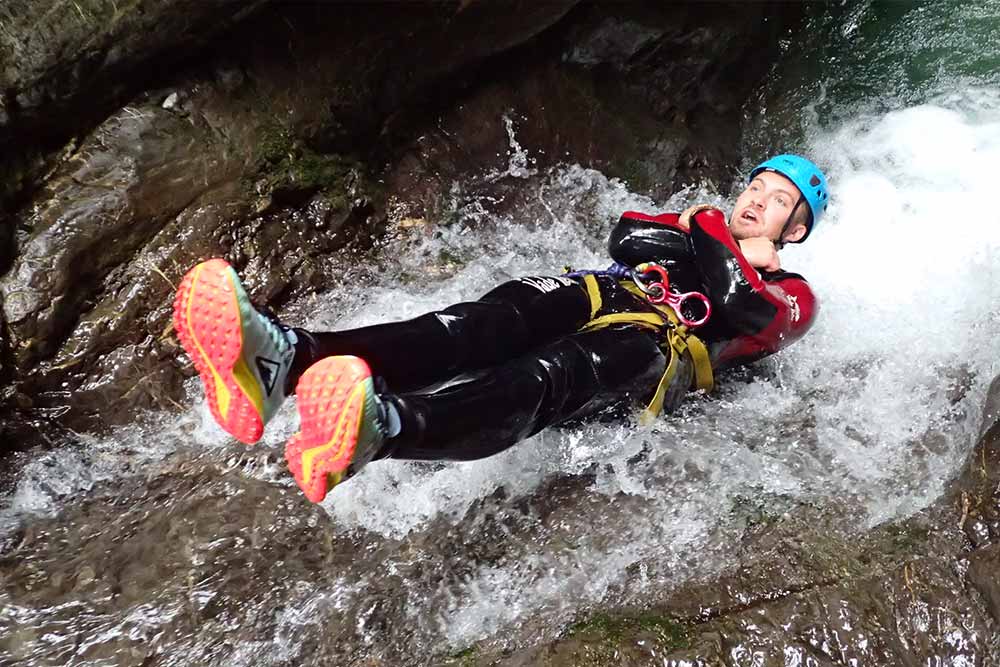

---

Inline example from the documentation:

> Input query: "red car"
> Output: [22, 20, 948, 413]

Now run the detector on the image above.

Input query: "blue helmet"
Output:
[749, 154, 829, 242]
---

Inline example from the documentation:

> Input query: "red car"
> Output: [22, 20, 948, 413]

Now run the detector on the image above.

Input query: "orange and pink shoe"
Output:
[285, 355, 388, 503]
[173, 259, 386, 502]
[172, 258, 296, 444]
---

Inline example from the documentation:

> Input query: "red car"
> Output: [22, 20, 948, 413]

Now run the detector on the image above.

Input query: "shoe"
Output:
[173, 258, 295, 444]
[285, 355, 388, 503]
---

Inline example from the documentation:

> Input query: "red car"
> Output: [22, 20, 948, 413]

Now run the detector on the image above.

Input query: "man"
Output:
[173, 154, 828, 503]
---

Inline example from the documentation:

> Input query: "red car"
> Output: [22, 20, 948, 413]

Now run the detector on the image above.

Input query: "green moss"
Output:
[731, 494, 782, 529]
[569, 612, 691, 651]
[884, 523, 931, 553]
[437, 247, 464, 265]
[619, 157, 653, 193]
[443, 645, 478, 666]
[256, 123, 296, 165]
[249, 121, 373, 210]
[65, 0, 144, 26]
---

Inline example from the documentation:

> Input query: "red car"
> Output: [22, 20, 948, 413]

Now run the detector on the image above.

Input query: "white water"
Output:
[3, 90, 1000, 657]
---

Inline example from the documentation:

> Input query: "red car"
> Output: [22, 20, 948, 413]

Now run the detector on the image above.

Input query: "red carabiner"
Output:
[635, 263, 712, 328]
[634, 263, 671, 303]
[636, 263, 669, 291]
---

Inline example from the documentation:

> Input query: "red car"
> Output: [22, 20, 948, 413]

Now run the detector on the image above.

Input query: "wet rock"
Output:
[0, 217, 13, 274]
[967, 545, 1000, 622]
[0, 97, 250, 429]
[385, 2, 804, 223]
[2, 103, 236, 367]
[0, 454, 364, 665]
[703, 558, 991, 665]
[980, 372, 1000, 437]
[5, 388, 1000, 666]
[0, 0, 270, 208]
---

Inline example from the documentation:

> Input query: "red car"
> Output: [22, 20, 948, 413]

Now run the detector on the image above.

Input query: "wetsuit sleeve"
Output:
[608, 211, 692, 270]
[688, 208, 818, 364]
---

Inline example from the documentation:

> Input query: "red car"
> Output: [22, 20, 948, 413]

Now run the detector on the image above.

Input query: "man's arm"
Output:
[607, 211, 692, 269]
[688, 208, 818, 364]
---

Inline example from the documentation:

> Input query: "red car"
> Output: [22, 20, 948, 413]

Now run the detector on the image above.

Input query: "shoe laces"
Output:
[254, 302, 286, 329]
[252, 301, 293, 353]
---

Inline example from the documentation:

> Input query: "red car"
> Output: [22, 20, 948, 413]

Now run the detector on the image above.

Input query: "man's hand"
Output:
[677, 204, 719, 231]
[737, 237, 781, 272]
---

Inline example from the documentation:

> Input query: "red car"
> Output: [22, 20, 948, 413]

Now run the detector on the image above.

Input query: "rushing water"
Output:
[3, 1, 1000, 665]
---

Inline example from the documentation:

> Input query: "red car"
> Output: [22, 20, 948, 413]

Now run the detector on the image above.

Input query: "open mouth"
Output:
[739, 209, 759, 223]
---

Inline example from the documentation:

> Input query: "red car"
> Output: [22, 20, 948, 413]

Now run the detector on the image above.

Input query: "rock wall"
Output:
[0, 0, 271, 258]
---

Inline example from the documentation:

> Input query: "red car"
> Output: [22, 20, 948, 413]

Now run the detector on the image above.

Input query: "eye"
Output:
[775, 195, 787, 207]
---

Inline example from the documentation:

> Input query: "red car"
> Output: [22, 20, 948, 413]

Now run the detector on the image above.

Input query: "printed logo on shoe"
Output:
[255, 356, 281, 396]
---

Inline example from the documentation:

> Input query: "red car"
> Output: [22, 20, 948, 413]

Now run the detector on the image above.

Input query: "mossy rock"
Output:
[249, 122, 377, 213]
[529, 611, 693, 666]
[442, 645, 478, 666]
[569, 611, 690, 648]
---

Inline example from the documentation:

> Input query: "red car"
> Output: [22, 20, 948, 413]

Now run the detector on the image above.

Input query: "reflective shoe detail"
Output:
[285, 356, 386, 503]
[173, 258, 294, 444]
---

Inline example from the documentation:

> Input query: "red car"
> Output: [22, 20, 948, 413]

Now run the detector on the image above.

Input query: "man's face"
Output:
[729, 171, 806, 242]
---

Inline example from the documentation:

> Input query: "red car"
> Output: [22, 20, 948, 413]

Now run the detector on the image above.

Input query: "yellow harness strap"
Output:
[638, 320, 713, 424]
[582, 274, 602, 319]
[578, 276, 714, 423]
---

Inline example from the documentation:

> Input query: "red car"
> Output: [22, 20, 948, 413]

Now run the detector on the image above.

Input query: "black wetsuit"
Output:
[292, 208, 818, 461]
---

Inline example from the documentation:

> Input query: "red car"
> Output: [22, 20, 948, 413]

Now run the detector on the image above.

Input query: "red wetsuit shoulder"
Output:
[618, 210, 687, 230]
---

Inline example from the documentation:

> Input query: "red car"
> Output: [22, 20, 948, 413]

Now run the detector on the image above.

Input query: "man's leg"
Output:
[173, 257, 592, 444]
[285, 326, 668, 501]
[386, 326, 666, 460]
[294, 276, 592, 393]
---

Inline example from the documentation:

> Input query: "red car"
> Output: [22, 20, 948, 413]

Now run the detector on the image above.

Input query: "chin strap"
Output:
[774, 198, 806, 251]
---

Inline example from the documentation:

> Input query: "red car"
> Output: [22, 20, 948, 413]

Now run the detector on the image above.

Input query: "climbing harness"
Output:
[565, 263, 715, 424]
[564, 262, 711, 327]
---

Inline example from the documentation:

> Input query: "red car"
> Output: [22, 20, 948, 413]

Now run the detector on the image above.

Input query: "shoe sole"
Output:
[173, 258, 265, 444]
[285, 356, 373, 503]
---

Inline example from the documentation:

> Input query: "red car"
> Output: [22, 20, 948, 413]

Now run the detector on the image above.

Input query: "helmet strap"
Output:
[775, 198, 805, 250]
